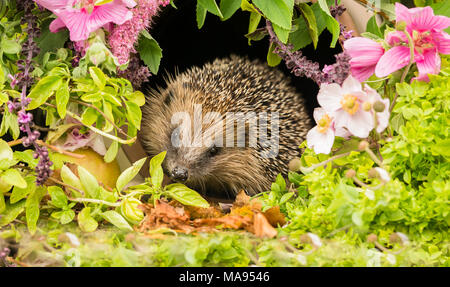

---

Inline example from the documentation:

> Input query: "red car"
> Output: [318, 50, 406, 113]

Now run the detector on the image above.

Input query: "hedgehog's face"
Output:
[140, 83, 270, 198]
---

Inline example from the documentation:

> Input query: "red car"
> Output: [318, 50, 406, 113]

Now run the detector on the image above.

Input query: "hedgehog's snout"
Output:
[169, 166, 188, 182]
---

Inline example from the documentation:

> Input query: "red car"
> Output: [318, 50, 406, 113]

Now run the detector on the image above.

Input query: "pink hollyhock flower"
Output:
[364, 85, 390, 133]
[35, 0, 136, 42]
[307, 108, 351, 154]
[375, 3, 450, 81]
[343, 37, 385, 82]
[318, 75, 374, 138]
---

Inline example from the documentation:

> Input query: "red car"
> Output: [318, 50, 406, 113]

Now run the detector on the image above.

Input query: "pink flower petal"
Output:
[307, 127, 335, 155]
[350, 65, 376, 82]
[385, 31, 408, 46]
[57, 11, 91, 41]
[344, 37, 384, 67]
[395, 3, 414, 24]
[317, 83, 343, 112]
[49, 17, 66, 33]
[415, 50, 441, 81]
[410, 6, 450, 31]
[432, 31, 450, 54]
[89, 1, 134, 28]
[121, 0, 137, 8]
[342, 75, 363, 94]
[34, 0, 70, 13]
[375, 46, 411, 78]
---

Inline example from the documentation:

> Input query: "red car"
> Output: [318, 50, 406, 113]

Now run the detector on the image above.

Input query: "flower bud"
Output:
[368, 168, 378, 178]
[288, 158, 302, 172]
[345, 169, 356, 178]
[363, 102, 372, 111]
[396, 21, 407, 31]
[373, 101, 385, 112]
[358, 140, 369, 151]
[367, 233, 378, 243]
[120, 198, 144, 224]
[389, 233, 401, 244]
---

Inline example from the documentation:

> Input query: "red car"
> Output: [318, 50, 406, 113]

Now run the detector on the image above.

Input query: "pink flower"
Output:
[318, 75, 374, 138]
[375, 3, 450, 81]
[35, 0, 136, 42]
[306, 108, 351, 154]
[344, 37, 385, 82]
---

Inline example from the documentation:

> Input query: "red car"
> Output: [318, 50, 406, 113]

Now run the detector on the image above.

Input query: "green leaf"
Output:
[48, 186, 68, 208]
[0, 139, 13, 162]
[275, 173, 286, 191]
[0, 200, 26, 227]
[0, 192, 5, 214]
[317, 0, 339, 48]
[78, 207, 98, 232]
[46, 123, 77, 144]
[366, 15, 382, 38]
[104, 140, 119, 163]
[219, 0, 240, 20]
[253, 0, 294, 30]
[149, 151, 166, 189]
[279, 192, 294, 204]
[298, 3, 318, 49]
[127, 91, 145, 106]
[247, 12, 262, 45]
[102, 101, 114, 133]
[81, 107, 98, 126]
[1, 169, 27, 189]
[198, 0, 223, 18]
[26, 187, 46, 235]
[165, 183, 210, 208]
[273, 23, 290, 44]
[10, 176, 35, 204]
[116, 157, 147, 192]
[35, 19, 69, 60]
[196, 1, 208, 29]
[56, 79, 70, 119]
[431, 139, 450, 157]
[60, 209, 75, 224]
[267, 42, 282, 67]
[101, 210, 133, 231]
[60, 165, 83, 195]
[89, 66, 107, 90]
[1, 38, 21, 54]
[137, 31, 163, 75]
[78, 166, 100, 199]
[125, 101, 142, 130]
[27, 76, 62, 110]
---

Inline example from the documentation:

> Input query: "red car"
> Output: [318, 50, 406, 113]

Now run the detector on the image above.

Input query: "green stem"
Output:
[300, 151, 351, 174]
[68, 197, 121, 207]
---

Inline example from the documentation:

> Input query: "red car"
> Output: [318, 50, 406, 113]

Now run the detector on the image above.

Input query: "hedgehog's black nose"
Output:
[170, 167, 188, 182]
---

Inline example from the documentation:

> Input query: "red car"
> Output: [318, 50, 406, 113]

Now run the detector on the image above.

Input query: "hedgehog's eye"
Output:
[208, 145, 220, 157]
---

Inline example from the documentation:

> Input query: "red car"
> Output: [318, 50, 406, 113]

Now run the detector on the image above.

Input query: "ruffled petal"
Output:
[350, 65, 376, 82]
[307, 127, 335, 155]
[317, 83, 343, 112]
[34, 0, 71, 13]
[410, 6, 450, 31]
[57, 11, 90, 41]
[375, 46, 411, 78]
[49, 17, 66, 33]
[344, 37, 384, 67]
[120, 0, 137, 8]
[432, 31, 450, 54]
[395, 3, 414, 25]
[415, 50, 441, 81]
[89, 1, 133, 31]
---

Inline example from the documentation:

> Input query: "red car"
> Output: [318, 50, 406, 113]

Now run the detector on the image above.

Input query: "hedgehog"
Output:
[139, 56, 313, 199]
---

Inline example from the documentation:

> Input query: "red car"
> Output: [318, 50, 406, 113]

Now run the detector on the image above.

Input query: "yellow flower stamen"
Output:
[340, 94, 359, 115]
[317, 114, 332, 133]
